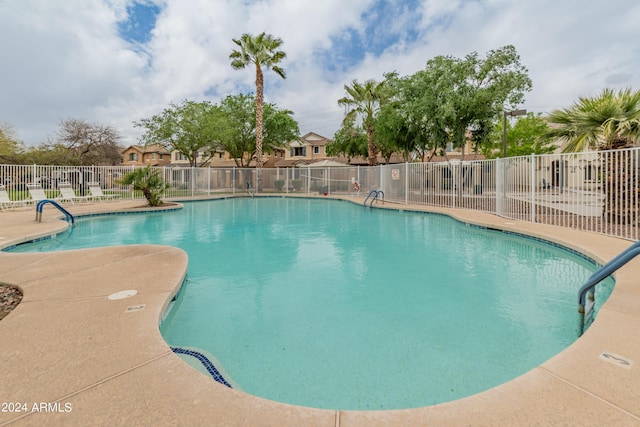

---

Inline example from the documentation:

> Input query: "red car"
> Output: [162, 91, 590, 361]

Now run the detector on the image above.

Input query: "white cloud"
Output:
[1, 0, 639, 147]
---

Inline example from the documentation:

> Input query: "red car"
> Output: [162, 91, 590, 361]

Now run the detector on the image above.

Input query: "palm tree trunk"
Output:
[255, 64, 264, 190]
[366, 124, 377, 166]
[142, 187, 153, 205]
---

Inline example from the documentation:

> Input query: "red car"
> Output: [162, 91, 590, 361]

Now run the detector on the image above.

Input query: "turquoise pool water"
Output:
[8, 198, 613, 410]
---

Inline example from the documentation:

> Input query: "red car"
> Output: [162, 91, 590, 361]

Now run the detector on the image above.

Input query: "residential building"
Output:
[286, 132, 330, 160]
[275, 132, 335, 168]
[170, 148, 230, 167]
[121, 144, 171, 167]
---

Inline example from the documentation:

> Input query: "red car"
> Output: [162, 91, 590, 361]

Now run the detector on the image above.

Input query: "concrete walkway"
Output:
[1, 196, 639, 426]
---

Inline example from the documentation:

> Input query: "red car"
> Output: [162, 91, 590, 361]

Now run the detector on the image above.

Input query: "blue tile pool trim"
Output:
[171, 347, 233, 388]
[2, 231, 69, 251]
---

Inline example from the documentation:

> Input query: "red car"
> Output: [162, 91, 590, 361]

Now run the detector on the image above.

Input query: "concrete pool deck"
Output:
[0, 196, 639, 426]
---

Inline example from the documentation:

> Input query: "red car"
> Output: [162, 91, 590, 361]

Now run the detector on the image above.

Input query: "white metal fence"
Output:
[2, 147, 639, 240]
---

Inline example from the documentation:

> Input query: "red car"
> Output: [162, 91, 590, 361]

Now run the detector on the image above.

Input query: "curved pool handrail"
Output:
[370, 190, 384, 207]
[363, 189, 378, 206]
[35, 199, 75, 224]
[577, 240, 640, 335]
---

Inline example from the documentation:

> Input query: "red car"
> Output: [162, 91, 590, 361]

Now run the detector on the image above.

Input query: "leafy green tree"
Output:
[374, 100, 425, 162]
[218, 94, 298, 167]
[22, 143, 74, 165]
[217, 94, 254, 166]
[338, 79, 388, 166]
[118, 165, 169, 207]
[402, 45, 532, 158]
[327, 117, 367, 160]
[482, 113, 555, 158]
[0, 124, 25, 163]
[230, 32, 287, 180]
[262, 102, 299, 157]
[546, 88, 640, 152]
[135, 100, 225, 167]
[385, 72, 448, 160]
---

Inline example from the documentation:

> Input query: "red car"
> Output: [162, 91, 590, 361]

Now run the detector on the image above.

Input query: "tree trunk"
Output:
[255, 64, 264, 190]
[142, 187, 153, 206]
[366, 124, 377, 166]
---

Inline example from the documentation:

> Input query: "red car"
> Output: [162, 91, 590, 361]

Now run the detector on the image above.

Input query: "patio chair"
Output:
[58, 182, 92, 204]
[87, 182, 119, 202]
[26, 183, 50, 204]
[0, 184, 27, 210]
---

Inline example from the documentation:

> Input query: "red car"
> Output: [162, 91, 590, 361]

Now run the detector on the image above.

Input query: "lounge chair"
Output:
[58, 182, 92, 204]
[87, 182, 119, 202]
[0, 184, 27, 210]
[26, 183, 50, 203]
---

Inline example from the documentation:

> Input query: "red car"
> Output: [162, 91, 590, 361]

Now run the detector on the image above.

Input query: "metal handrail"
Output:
[363, 190, 378, 206]
[577, 240, 640, 335]
[363, 190, 385, 207]
[370, 190, 384, 207]
[35, 199, 75, 224]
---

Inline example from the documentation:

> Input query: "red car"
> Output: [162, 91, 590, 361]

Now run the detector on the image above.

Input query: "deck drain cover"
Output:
[108, 290, 138, 300]
[600, 352, 633, 369]
[125, 304, 145, 313]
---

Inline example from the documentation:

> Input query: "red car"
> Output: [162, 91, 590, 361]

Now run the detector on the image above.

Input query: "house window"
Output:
[291, 147, 306, 157]
[313, 146, 319, 154]
[152, 153, 157, 160]
[129, 153, 138, 161]
[159, 154, 163, 160]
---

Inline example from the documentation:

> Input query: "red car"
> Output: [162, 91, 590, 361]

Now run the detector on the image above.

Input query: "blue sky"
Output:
[118, 1, 161, 46]
[1, 0, 639, 146]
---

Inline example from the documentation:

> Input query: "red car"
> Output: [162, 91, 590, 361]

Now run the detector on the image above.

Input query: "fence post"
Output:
[530, 154, 536, 223]
[405, 162, 409, 205]
[496, 158, 504, 216]
[454, 163, 460, 209]
[232, 167, 235, 195]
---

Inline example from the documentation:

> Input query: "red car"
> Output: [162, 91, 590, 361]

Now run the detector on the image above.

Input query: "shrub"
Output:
[117, 166, 169, 206]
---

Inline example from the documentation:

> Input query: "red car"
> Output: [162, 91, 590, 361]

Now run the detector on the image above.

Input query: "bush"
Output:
[274, 180, 285, 191]
[118, 166, 169, 206]
[291, 179, 303, 191]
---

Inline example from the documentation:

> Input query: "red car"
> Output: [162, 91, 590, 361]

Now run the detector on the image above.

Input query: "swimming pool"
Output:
[8, 198, 614, 410]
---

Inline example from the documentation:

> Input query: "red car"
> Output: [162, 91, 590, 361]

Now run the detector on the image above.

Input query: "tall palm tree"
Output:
[338, 79, 387, 166]
[230, 32, 286, 186]
[547, 88, 640, 224]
